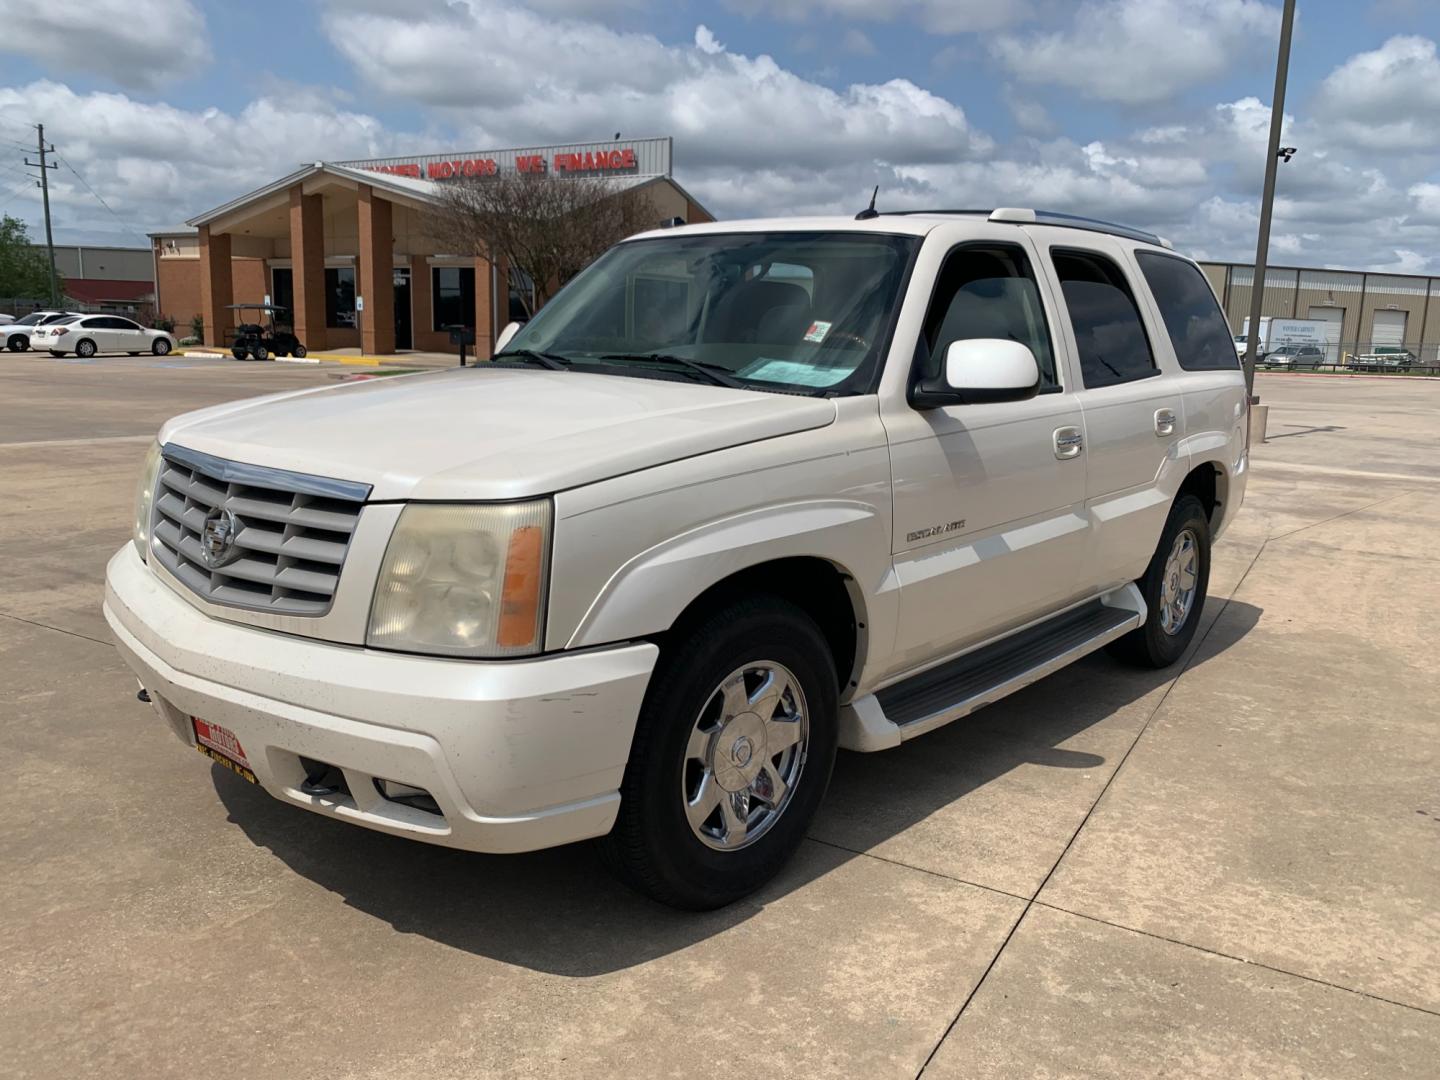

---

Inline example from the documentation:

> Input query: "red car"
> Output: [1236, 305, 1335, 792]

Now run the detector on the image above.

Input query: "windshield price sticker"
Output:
[803, 321, 832, 343]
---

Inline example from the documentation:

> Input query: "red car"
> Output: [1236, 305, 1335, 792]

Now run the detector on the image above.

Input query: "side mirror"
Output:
[912, 338, 1041, 408]
[494, 321, 522, 353]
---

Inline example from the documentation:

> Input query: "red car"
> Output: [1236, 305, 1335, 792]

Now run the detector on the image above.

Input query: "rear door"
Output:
[76, 316, 116, 352]
[1038, 235, 1183, 593]
[880, 224, 1090, 678]
[108, 316, 147, 352]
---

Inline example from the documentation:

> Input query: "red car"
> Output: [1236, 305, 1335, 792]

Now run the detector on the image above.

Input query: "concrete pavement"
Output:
[1, 354, 1436, 1078]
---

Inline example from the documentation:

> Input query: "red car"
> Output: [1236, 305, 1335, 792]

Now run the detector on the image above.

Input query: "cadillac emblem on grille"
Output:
[200, 508, 241, 568]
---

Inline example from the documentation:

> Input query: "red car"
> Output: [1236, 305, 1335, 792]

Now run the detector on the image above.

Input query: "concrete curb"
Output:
[175, 349, 383, 368]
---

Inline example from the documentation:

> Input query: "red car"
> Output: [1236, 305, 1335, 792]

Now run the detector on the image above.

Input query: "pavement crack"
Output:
[806, 837, 1031, 904]
[0, 610, 114, 648]
[912, 539, 1271, 1078]
[1264, 488, 1419, 543]
[1029, 899, 1440, 1019]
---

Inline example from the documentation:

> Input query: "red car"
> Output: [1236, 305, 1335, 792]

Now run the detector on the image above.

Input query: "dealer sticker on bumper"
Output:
[192, 717, 258, 784]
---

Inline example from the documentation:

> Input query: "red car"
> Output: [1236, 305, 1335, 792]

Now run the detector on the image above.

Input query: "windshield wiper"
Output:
[598, 352, 747, 389]
[492, 348, 571, 371]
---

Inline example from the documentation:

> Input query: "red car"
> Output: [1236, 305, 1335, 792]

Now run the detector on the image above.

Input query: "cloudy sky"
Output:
[0, 0, 1437, 271]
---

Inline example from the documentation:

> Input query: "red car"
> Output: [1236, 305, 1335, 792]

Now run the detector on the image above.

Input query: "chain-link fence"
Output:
[1260, 341, 1440, 375]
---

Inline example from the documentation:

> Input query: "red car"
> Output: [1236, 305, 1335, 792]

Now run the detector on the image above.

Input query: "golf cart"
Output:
[226, 303, 307, 361]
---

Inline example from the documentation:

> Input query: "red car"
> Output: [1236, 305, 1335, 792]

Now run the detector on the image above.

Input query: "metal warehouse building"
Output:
[1200, 261, 1440, 364]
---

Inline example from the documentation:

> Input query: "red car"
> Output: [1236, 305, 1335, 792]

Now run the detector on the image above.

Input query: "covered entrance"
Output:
[187, 162, 495, 357]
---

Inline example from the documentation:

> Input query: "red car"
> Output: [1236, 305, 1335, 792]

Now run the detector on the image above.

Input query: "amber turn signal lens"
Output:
[497, 525, 544, 647]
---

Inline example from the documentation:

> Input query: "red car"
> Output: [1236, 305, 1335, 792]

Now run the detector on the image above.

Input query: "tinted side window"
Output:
[1136, 252, 1238, 371]
[916, 244, 1059, 392]
[1052, 249, 1157, 389]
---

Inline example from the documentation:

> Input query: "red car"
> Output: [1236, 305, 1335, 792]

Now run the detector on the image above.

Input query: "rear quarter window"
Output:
[1136, 252, 1239, 371]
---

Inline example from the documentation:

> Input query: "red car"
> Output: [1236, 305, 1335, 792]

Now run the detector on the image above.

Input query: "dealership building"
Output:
[1200, 260, 1440, 363]
[149, 137, 710, 356]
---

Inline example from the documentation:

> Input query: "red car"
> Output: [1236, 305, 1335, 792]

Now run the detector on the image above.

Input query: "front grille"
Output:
[150, 444, 372, 616]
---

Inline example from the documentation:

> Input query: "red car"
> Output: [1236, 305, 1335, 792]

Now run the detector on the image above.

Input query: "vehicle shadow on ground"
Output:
[213, 598, 1262, 976]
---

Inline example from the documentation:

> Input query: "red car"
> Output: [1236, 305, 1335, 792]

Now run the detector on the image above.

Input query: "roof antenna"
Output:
[854, 185, 880, 221]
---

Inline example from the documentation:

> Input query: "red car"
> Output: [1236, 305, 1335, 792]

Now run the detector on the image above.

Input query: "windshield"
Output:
[15, 313, 46, 326]
[503, 231, 919, 395]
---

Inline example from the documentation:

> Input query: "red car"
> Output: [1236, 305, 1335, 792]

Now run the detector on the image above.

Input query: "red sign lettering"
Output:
[366, 148, 634, 181]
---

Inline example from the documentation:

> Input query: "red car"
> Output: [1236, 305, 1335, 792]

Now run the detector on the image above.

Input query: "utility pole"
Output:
[1243, 0, 1297, 398]
[24, 123, 59, 308]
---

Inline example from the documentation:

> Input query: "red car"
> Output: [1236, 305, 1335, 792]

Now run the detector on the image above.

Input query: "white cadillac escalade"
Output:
[105, 208, 1248, 909]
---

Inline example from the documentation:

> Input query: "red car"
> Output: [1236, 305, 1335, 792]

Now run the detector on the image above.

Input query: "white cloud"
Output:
[721, 0, 1029, 34]
[0, 0, 210, 90]
[992, 0, 1279, 105]
[321, 4, 993, 173]
[0, 80, 411, 242]
[1314, 35, 1440, 151]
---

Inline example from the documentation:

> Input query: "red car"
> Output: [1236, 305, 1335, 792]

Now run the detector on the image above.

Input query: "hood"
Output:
[160, 367, 836, 501]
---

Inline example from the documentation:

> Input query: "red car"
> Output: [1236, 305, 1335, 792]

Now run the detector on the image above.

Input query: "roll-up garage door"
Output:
[1307, 305, 1344, 363]
[1371, 309, 1407, 350]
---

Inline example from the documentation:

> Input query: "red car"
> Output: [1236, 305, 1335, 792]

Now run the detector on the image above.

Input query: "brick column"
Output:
[289, 186, 327, 352]
[197, 225, 232, 347]
[357, 184, 395, 355]
[473, 254, 494, 359]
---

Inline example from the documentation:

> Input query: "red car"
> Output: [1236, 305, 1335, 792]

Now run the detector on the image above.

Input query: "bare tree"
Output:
[429, 173, 660, 318]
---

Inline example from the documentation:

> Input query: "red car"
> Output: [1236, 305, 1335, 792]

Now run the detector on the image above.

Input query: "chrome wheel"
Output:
[1159, 528, 1199, 635]
[682, 661, 808, 851]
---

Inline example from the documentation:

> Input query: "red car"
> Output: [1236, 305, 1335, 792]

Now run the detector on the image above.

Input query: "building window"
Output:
[325, 267, 356, 328]
[432, 266, 476, 330]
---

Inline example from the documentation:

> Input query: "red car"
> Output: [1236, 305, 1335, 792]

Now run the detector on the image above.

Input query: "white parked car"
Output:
[6, 310, 83, 352]
[0, 312, 14, 324]
[34, 314, 175, 357]
[105, 209, 1248, 909]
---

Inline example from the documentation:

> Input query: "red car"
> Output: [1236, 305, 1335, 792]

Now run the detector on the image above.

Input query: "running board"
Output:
[838, 585, 1146, 751]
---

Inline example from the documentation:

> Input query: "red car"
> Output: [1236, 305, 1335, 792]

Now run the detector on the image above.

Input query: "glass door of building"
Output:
[393, 267, 412, 350]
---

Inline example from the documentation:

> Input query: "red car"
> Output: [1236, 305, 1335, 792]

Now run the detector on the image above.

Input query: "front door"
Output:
[393, 268, 412, 350]
[883, 235, 1090, 679]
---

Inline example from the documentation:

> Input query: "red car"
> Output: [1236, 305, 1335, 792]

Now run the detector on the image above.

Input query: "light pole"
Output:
[1243, 0, 1298, 398]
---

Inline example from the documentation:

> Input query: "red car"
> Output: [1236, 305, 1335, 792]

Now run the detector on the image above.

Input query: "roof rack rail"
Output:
[881, 207, 1171, 248]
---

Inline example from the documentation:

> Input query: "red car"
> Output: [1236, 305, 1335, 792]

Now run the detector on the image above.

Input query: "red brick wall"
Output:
[155, 258, 201, 330]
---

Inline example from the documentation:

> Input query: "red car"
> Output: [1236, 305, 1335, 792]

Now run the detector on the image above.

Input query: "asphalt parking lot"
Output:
[2, 352, 1437, 1078]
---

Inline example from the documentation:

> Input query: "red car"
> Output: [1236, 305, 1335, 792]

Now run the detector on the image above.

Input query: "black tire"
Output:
[8, 335, 27, 352]
[231, 347, 248, 361]
[293, 344, 307, 358]
[251, 345, 269, 361]
[76, 339, 97, 358]
[1109, 494, 1211, 669]
[152, 338, 171, 356]
[601, 595, 839, 909]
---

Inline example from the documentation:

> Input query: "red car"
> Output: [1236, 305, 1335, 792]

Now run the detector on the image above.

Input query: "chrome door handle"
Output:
[1053, 426, 1083, 459]
[1154, 408, 1177, 437]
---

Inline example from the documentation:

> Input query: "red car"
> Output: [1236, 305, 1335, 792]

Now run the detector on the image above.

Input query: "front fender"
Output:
[563, 498, 892, 652]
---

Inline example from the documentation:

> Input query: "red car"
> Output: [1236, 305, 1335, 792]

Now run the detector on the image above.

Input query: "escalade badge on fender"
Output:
[200, 508, 241, 568]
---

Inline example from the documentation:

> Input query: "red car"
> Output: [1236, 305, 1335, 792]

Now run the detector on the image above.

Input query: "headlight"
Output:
[367, 500, 552, 657]
[132, 441, 163, 561]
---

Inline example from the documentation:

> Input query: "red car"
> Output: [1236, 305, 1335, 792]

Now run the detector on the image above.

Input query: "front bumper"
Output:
[103, 544, 658, 853]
